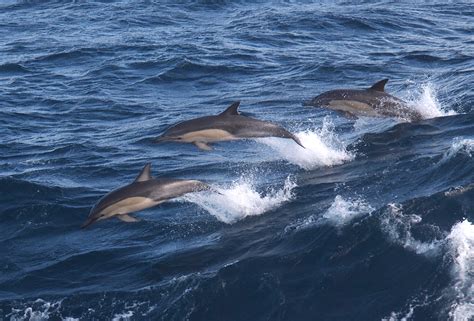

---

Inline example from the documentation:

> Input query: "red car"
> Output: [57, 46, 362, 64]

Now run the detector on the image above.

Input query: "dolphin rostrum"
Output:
[156, 101, 305, 151]
[303, 79, 423, 121]
[81, 163, 209, 228]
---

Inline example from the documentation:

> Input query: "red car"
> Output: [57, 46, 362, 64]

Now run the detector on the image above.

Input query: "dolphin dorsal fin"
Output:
[219, 101, 240, 116]
[369, 79, 389, 92]
[134, 163, 152, 182]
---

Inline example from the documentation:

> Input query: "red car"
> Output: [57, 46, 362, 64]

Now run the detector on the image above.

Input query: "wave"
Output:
[183, 176, 295, 224]
[322, 195, 373, 228]
[381, 217, 474, 320]
[440, 138, 474, 163]
[5, 298, 68, 321]
[446, 219, 474, 321]
[403, 53, 444, 63]
[284, 195, 373, 232]
[379, 203, 443, 255]
[141, 59, 249, 84]
[256, 119, 354, 170]
[0, 63, 30, 74]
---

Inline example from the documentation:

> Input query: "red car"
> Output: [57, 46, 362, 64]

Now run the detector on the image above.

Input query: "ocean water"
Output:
[0, 1, 473, 320]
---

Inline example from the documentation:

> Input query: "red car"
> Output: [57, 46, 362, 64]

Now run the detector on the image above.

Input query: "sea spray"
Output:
[405, 83, 457, 119]
[379, 204, 443, 255]
[439, 138, 474, 164]
[322, 195, 374, 228]
[256, 119, 353, 170]
[284, 195, 373, 233]
[446, 219, 474, 321]
[183, 176, 296, 224]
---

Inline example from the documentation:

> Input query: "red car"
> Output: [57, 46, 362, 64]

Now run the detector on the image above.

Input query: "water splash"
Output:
[322, 195, 374, 228]
[184, 176, 296, 224]
[112, 311, 134, 321]
[440, 138, 474, 163]
[6, 299, 71, 321]
[405, 83, 457, 119]
[284, 195, 372, 233]
[446, 219, 474, 321]
[257, 119, 353, 170]
[379, 204, 443, 255]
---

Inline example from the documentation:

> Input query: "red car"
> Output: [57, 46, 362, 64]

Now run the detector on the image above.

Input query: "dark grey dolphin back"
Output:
[149, 178, 210, 201]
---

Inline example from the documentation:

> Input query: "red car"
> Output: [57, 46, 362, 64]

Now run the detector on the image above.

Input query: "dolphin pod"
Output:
[84, 78, 424, 228]
[304, 79, 423, 121]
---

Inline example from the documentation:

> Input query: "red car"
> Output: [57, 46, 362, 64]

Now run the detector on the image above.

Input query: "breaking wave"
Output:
[440, 138, 474, 163]
[379, 203, 443, 255]
[446, 219, 474, 321]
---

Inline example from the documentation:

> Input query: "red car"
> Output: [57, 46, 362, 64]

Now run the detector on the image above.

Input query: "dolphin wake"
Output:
[257, 119, 353, 170]
[406, 83, 457, 119]
[183, 176, 296, 224]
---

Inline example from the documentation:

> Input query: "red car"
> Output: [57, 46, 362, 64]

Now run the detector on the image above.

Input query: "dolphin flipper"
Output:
[339, 111, 359, 120]
[194, 141, 213, 151]
[118, 214, 140, 223]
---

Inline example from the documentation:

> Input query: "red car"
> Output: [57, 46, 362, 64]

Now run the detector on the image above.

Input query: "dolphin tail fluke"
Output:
[291, 134, 305, 149]
[118, 214, 140, 223]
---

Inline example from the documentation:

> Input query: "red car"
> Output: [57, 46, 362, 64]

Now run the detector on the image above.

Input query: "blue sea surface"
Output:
[1, 1, 473, 320]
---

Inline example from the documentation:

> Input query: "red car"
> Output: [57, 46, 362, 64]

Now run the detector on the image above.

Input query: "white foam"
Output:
[112, 311, 134, 321]
[322, 195, 374, 228]
[7, 299, 67, 321]
[379, 204, 443, 255]
[446, 219, 474, 321]
[440, 138, 474, 163]
[405, 83, 457, 119]
[284, 195, 372, 233]
[257, 119, 354, 170]
[184, 176, 296, 224]
[445, 184, 474, 197]
[383, 306, 415, 321]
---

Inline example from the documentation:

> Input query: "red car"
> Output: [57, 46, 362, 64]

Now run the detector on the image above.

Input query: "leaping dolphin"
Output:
[81, 163, 209, 228]
[156, 101, 305, 151]
[303, 79, 423, 121]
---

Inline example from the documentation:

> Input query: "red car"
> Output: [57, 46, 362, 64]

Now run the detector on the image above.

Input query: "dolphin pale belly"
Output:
[81, 163, 209, 228]
[156, 101, 305, 150]
[304, 79, 423, 121]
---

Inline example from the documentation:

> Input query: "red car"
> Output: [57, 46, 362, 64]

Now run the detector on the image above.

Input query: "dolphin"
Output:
[81, 163, 209, 228]
[156, 101, 305, 151]
[303, 79, 423, 121]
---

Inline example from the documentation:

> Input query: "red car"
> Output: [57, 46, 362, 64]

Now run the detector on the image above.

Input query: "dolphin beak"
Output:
[154, 136, 174, 143]
[81, 216, 98, 229]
